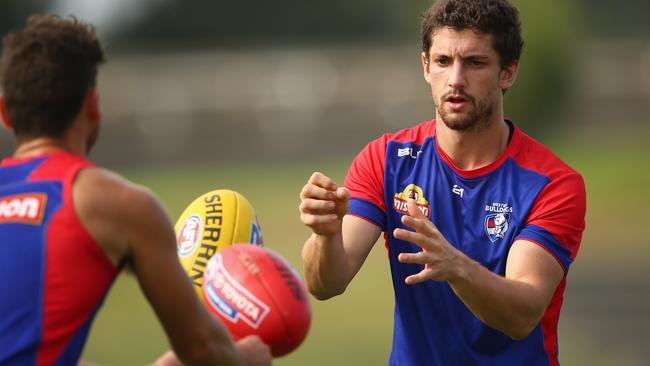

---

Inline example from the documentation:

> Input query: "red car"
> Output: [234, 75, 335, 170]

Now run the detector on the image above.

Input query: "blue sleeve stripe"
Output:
[515, 224, 573, 274]
[349, 198, 385, 231]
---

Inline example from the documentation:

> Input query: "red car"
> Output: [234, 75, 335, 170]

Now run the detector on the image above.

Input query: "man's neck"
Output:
[13, 136, 84, 159]
[435, 117, 511, 171]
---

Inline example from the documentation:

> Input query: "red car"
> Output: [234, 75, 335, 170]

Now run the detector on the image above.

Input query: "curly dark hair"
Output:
[0, 14, 105, 139]
[421, 0, 523, 68]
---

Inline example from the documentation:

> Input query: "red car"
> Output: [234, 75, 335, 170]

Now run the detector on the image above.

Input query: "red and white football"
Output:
[202, 244, 311, 357]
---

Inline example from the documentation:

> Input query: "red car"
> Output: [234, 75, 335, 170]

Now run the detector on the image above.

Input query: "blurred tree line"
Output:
[1, 0, 647, 135]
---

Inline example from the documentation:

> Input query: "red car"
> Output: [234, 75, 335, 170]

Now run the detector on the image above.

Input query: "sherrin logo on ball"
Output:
[174, 189, 263, 297]
[202, 244, 312, 357]
[177, 214, 202, 257]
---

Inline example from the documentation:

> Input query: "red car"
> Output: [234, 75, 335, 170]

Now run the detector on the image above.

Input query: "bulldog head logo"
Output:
[485, 213, 510, 242]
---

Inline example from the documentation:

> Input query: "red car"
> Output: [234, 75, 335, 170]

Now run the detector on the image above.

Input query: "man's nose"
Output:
[448, 61, 467, 89]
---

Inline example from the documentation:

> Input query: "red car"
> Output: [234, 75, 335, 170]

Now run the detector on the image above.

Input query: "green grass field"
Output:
[81, 139, 649, 365]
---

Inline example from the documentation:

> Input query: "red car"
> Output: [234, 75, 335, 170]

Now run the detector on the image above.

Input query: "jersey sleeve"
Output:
[515, 171, 586, 273]
[343, 136, 387, 231]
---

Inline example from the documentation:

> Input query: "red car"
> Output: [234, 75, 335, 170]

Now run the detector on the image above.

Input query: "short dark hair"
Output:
[421, 0, 523, 68]
[0, 14, 105, 139]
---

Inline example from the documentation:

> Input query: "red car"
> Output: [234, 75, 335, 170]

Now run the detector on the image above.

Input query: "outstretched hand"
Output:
[393, 199, 463, 285]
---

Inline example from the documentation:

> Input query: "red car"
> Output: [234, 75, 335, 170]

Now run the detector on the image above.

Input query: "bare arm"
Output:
[395, 199, 563, 340]
[75, 168, 270, 366]
[126, 187, 244, 364]
[449, 240, 563, 339]
[300, 172, 382, 300]
[302, 215, 382, 299]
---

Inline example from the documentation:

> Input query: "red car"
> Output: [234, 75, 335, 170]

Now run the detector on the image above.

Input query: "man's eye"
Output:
[436, 58, 451, 66]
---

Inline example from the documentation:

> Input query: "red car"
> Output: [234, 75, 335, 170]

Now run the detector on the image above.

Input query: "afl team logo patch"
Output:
[484, 213, 510, 242]
[204, 253, 270, 329]
[393, 184, 430, 218]
[0, 193, 47, 225]
[177, 214, 203, 257]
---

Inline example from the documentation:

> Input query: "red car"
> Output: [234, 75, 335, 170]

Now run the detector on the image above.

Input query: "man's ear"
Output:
[0, 95, 13, 129]
[499, 60, 519, 90]
[85, 88, 101, 123]
[422, 52, 432, 84]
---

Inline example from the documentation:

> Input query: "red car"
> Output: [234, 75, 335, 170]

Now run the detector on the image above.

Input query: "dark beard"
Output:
[437, 90, 494, 133]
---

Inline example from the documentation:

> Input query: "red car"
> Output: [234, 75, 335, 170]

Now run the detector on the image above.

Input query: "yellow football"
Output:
[175, 189, 263, 297]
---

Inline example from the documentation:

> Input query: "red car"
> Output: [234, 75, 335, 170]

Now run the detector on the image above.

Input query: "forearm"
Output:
[165, 312, 243, 366]
[302, 232, 354, 300]
[448, 256, 549, 340]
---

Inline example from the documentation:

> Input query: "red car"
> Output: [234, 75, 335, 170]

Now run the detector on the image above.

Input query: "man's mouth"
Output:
[444, 95, 470, 110]
[446, 95, 468, 103]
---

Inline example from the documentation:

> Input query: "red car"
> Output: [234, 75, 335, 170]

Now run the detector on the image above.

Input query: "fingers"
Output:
[397, 251, 439, 285]
[300, 198, 335, 215]
[394, 210, 452, 285]
[334, 187, 350, 217]
[397, 251, 428, 265]
[299, 172, 351, 236]
[394, 227, 423, 245]
[236, 334, 272, 354]
[152, 351, 183, 366]
[300, 172, 344, 201]
[336, 187, 350, 201]
[404, 271, 430, 285]
[235, 335, 272, 366]
[300, 172, 349, 216]
[406, 198, 426, 219]
[300, 212, 339, 227]
[394, 225, 439, 251]
[237, 334, 265, 344]
[300, 174, 339, 228]
[309, 171, 337, 191]
[300, 182, 335, 201]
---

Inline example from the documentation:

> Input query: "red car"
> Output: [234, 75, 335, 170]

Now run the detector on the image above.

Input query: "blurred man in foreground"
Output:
[0, 14, 271, 366]
[299, 0, 586, 364]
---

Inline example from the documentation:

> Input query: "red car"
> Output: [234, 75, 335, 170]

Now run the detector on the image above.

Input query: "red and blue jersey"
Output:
[344, 120, 586, 366]
[0, 152, 118, 366]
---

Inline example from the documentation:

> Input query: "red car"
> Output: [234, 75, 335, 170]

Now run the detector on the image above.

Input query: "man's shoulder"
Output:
[512, 129, 582, 182]
[76, 167, 153, 200]
[73, 167, 167, 265]
[74, 167, 162, 225]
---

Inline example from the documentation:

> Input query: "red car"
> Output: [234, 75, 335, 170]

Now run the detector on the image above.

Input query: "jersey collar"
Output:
[433, 120, 523, 179]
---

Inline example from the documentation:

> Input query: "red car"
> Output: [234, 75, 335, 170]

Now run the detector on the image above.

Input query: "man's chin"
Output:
[444, 121, 475, 131]
[439, 112, 476, 131]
